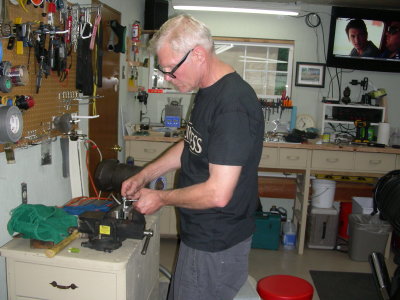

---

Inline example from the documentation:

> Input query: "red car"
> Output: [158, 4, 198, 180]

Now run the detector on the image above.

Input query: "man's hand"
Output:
[132, 188, 165, 215]
[121, 174, 146, 199]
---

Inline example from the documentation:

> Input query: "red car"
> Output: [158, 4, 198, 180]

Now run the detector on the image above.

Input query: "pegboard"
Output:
[0, 1, 79, 152]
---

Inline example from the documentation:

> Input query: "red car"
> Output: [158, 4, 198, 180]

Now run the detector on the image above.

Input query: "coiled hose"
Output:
[373, 170, 400, 234]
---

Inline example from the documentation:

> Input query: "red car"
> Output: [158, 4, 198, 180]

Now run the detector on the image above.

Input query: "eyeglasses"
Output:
[387, 26, 400, 35]
[156, 49, 193, 79]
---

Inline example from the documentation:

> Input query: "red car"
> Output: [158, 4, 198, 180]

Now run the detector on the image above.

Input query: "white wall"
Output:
[0, 1, 144, 299]
[136, 4, 400, 133]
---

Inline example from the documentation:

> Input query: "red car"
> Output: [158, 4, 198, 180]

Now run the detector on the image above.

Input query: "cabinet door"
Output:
[13, 261, 117, 300]
[355, 152, 396, 173]
[312, 150, 354, 171]
[160, 206, 179, 236]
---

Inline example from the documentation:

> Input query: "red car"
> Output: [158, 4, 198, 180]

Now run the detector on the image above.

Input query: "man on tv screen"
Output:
[345, 19, 379, 57]
[380, 21, 400, 59]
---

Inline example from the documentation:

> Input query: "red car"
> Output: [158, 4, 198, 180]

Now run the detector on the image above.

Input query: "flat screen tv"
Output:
[327, 6, 400, 73]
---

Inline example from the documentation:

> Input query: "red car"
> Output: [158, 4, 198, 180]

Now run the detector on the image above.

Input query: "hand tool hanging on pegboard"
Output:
[0, 61, 12, 93]
[34, 22, 50, 93]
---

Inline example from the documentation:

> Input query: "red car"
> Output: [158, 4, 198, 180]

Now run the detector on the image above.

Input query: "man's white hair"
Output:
[149, 14, 214, 56]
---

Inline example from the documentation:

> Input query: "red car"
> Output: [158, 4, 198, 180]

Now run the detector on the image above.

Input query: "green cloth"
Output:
[7, 204, 77, 244]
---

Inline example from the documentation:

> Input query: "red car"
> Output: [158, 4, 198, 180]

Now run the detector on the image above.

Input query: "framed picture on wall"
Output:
[295, 62, 326, 88]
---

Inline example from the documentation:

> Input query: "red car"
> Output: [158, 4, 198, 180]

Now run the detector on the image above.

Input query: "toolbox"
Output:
[251, 212, 281, 250]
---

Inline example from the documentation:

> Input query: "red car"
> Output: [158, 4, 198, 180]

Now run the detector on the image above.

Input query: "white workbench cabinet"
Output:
[0, 215, 160, 300]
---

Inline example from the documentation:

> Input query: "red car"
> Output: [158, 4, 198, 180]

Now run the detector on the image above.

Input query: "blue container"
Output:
[251, 212, 281, 250]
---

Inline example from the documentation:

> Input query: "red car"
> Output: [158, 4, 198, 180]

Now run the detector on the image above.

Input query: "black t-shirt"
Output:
[178, 72, 265, 252]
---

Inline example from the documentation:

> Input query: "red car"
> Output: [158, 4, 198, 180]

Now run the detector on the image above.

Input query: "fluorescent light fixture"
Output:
[173, 0, 299, 16]
[174, 5, 299, 16]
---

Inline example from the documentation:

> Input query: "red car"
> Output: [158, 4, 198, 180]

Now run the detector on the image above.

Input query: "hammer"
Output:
[45, 229, 80, 258]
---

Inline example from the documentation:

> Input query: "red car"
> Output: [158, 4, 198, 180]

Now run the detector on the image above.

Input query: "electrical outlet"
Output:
[21, 183, 27, 204]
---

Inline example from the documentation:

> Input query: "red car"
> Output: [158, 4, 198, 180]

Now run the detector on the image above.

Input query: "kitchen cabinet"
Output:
[0, 215, 160, 300]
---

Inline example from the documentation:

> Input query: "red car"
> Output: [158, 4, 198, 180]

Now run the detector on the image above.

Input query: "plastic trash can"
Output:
[348, 214, 392, 261]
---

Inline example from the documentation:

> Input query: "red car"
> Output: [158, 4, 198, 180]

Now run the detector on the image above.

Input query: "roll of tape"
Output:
[7, 65, 29, 86]
[0, 105, 23, 143]
[149, 176, 167, 190]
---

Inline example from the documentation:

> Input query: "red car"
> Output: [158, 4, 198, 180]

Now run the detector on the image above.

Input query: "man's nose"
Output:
[164, 74, 173, 82]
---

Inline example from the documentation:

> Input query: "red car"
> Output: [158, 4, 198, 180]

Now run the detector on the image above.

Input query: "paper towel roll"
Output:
[377, 122, 390, 145]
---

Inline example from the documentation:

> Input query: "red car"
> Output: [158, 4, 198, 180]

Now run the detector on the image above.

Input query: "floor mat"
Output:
[309, 270, 380, 300]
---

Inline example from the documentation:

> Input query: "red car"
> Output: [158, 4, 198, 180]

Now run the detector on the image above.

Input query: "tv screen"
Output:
[327, 6, 400, 72]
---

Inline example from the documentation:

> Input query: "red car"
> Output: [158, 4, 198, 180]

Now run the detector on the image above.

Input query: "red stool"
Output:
[257, 275, 314, 300]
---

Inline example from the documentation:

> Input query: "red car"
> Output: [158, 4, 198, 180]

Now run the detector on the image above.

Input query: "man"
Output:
[345, 19, 379, 57]
[121, 15, 264, 300]
[380, 21, 400, 59]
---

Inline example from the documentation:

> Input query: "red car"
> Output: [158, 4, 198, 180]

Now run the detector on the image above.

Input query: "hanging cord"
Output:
[91, 22, 99, 116]
[84, 138, 103, 198]
[373, 170, 400, 233]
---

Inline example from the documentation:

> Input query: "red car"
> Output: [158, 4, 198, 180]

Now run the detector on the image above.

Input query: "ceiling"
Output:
[239, 0, 400, 10]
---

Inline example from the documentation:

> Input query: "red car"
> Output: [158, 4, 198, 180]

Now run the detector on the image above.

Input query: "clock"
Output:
[296, 114, 315, 131]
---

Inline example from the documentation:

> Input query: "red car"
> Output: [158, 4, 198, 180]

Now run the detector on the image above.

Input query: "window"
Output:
[148, 37, 294, 97]
[214, 37, 294, 98]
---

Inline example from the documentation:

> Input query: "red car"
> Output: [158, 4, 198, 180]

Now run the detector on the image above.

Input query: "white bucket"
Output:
[311, 179, 336, 208]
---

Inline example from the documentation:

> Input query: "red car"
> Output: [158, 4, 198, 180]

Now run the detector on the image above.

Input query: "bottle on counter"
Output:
[282, 219, 296, 250]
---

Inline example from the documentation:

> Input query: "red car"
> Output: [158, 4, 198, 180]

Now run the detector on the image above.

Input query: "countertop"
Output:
[124, 132, 400, 154]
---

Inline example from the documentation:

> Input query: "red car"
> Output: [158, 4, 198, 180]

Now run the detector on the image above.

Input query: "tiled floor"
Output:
[160, 237, 398, 300]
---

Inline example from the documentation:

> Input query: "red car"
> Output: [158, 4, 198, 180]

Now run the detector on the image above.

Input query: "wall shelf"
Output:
[321, 103, 385, 135]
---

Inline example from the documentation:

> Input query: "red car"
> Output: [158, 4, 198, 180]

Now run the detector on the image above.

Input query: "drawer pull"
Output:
[326, 158, 339, 163]
[50, 281, 78, 290]
[369, 160, 382, 165]
[144, 148, 156, 153]
[286, 155, 299, 161]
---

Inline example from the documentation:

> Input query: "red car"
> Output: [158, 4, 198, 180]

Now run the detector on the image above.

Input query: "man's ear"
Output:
[192, 46, 206, 64]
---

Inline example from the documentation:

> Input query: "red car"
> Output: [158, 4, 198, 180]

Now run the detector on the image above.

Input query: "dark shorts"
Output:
[167, 237, 252, 300]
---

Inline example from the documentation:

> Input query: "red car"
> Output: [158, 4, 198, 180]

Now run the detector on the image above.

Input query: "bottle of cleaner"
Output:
[282, 219, 296, 250]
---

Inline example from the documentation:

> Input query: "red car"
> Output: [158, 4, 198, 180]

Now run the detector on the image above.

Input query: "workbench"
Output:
[0, 215, 160, 300]
[125, 134, 400, 255]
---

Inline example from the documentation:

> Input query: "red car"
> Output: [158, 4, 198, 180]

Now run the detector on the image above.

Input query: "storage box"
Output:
[306, 207, 339, 249]
[352, 197, 375, 214]
[251, 212, 281, 250]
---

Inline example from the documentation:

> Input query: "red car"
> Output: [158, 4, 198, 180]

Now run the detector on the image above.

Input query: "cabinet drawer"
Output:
[259, 147, 278, 167]
[312, 150, 354, 170]
[355, 152, 396, 172]
[279, 149, 308, 168]
[127, 141, 173, 162]
[14, 261, 116, 300]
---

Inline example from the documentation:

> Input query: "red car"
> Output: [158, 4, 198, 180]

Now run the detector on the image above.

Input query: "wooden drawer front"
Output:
[129, 141, 172, 162]
[259, 147, 278, 167]
[312, 150, 354, 170]
[355, 152, 396, 172]
[279, 149, 308, 168]
[14, 261, 116, 300]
